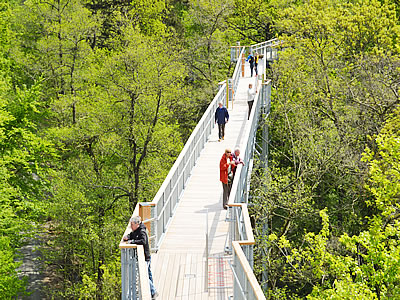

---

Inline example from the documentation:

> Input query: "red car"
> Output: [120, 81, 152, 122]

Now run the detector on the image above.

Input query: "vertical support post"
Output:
[152, 204, 157, 249]
[241, 52, 245, 77]
[262, 220, 268, 293]
[227, 207, 234, 254]
[121, 249, 127, 300]
[236, 41, 240, 61]
[226, 77, 229, 108]
[263, 46, 267, 80]
[261, 79, 272, 294]
[139, 204, 152, 242]
[227, 78, 233, 109]
[249, 245, 254, 269]
[205, 208, 209, 292]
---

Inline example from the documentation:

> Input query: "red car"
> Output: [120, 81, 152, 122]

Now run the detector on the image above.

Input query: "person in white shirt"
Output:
[247, 83, 256, 120]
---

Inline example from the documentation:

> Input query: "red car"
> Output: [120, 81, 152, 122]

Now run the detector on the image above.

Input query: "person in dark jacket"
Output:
[254, 52, 260, 77]
[246, 53, 255, 77]
[123, 216, 158, 299]
[215, 102, 229, 142]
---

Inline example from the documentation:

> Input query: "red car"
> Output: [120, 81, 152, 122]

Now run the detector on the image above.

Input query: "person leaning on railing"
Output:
[220, 149, 236, 210]
[231, 148, 245, 177]
[123, 216, 159, 299]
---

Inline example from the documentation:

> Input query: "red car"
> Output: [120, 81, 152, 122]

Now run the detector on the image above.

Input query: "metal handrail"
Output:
[119, 41, 248, 298]
[226, 75, 269, 298]
[232, 47, 245, 95]
[225, 40, 275, 299]
[119, 39, 276, 300]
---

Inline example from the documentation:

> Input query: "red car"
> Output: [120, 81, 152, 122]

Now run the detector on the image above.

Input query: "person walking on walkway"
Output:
[246, 52, 255, 77]
[123, 216, 159, 299]
[215, 102, 229, 142]
[220, 149, 235, 209]
[254, 52, 260, 77]
[247, 83, 256, 120]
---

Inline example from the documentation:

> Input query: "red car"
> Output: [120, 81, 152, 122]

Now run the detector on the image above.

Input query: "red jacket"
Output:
[219, 153, 231, 184]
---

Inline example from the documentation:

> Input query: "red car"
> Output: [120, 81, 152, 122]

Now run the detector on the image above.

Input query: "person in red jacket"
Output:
[220, 149, 235, 209]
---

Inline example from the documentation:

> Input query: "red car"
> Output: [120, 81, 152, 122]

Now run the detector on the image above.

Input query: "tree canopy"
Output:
[0, 0, 399, 298]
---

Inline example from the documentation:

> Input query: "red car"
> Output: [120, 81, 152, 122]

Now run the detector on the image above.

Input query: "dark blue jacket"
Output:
[215, 106, 229, 124]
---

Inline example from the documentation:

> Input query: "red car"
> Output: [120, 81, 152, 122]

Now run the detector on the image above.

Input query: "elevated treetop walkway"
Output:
[119, 40, 279, 300]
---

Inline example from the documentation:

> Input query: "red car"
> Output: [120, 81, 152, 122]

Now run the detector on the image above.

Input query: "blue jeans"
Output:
[147, 258, 156, 296]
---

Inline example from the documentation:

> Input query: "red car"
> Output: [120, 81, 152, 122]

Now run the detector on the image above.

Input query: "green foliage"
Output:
[250, 0, 400, 298]
[256, 96, 400, 299]
[4, 0, 399, 298]
[225, 0, 278, 43]
[0, 236, 27, 299]
[37, 21, 185, 297]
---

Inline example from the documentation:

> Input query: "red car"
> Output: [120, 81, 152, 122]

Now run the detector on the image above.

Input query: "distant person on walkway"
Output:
[215, 102, 229, 142]
[247, 83, 256, 120]
[220, 149, 235, 209]
[246, 52, 255, 77]
[123, 216, 158, 299]
[231, 148, 245, 177]
[254, 52, 260, 77]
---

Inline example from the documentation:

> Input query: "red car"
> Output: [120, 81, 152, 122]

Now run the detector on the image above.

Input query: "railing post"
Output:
[226, 77, 229, 108]
[205, 208, 209, 292]
[226, 78, 233, 109]
[241, 52, 245, 77]
[226, 206, 234, 254]
[121, 249, 127, 299]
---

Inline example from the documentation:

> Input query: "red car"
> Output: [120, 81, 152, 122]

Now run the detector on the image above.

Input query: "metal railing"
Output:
[120, 245, 151, 300]
[225, 37, 273, 297]
[150, 84, 227, 249]
[251, 39, 280, 62]
[232, 47, 245, 95]
[226, 77, 271, 299]
[119, 67, 229, 300]
[119, 39, 275, 300]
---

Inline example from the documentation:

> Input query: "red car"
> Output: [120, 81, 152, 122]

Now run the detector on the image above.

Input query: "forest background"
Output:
[0, 0, 399, 299]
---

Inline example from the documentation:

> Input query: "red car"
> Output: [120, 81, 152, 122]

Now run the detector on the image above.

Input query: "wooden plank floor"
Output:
[151, 62, 260, 300]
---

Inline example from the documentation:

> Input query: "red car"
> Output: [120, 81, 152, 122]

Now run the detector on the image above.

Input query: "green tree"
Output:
[41, 26, 185, 297]
[18, 0, 100, 124]
[251, 0, 400, 297]
[0, 2, 55, 298]
[271, 109, 400, 299]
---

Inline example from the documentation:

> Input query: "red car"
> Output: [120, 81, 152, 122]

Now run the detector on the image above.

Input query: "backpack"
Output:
[249, 55, 254, 64]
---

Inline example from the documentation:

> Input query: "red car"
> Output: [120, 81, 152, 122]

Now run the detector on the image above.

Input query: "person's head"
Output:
[130, 216, 141, 231]
[234, 148, 240, 156]
[225, 149, 232, 157]
[218, 101, 223, 108]
[249, 84, 253, 89]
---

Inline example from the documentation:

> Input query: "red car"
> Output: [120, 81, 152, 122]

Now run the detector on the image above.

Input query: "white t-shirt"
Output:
[247, 87, 256, 102]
